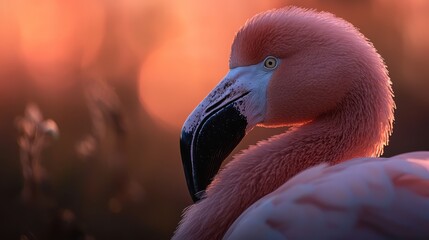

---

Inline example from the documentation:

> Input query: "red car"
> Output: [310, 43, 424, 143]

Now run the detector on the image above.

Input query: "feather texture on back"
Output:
[225, 152, 429, 240]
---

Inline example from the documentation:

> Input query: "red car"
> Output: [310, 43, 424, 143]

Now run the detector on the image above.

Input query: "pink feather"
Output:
[225, 152, 429, 239]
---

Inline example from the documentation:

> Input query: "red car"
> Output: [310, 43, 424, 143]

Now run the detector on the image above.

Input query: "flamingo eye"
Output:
[263, 56, 278, 70]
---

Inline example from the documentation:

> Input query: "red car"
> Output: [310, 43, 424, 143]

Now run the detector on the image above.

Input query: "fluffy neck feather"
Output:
[173, 72, 394, 239]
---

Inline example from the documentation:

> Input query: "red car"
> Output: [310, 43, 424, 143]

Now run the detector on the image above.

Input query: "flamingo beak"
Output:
[180, 98, 248, 202]
[180, 61, 277, 202]
[180, 73, 250, 202]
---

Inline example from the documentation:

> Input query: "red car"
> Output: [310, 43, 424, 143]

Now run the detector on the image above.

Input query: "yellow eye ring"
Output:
[263, 56, 278, 69]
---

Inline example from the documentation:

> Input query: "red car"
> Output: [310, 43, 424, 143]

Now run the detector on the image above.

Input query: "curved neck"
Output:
[173, 79, 393, 240]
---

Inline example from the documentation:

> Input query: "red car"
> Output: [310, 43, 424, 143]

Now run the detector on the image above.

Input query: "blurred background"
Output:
[0, 0, 428, 239]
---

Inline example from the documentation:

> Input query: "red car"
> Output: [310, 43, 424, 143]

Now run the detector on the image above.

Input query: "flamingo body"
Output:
[174, 7, 429, 239]
[225, 152, 429, 239]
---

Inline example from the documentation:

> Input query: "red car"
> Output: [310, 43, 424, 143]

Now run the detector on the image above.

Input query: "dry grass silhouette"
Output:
[16, 103, 59, 203]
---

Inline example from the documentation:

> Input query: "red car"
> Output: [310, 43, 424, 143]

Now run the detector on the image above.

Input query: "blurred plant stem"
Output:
[16, 103, 94, 239]
[16, 103, 59, 204]
[78, 78, 143, 212]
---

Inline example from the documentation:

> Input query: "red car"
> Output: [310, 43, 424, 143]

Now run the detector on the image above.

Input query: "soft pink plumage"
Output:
[225, 152, 429, 239]
[173, 7, 429, 240]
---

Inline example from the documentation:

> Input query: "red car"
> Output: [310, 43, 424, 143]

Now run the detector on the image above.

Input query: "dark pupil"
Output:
[266, 59, 274, 67]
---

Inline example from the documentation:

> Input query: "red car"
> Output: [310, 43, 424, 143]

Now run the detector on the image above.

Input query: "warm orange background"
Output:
[0, 0, 428, 239]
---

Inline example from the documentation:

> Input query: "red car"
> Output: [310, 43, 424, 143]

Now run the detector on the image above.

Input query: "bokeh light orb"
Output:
[139, 35, 228, 129]
[138, 0, 278, 129]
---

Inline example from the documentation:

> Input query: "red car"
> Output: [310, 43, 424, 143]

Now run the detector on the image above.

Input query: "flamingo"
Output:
[174, 7, 429, 240]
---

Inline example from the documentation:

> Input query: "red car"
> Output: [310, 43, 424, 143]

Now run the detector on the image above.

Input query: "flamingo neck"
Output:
[173, 76, 393, 240]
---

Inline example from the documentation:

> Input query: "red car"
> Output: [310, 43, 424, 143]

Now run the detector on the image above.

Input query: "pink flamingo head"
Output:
[230, 7, 392, 127]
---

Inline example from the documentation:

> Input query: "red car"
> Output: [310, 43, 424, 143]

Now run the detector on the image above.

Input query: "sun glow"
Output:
[14, 0, 105, 92]
[1, 0, 428, 127]
[138, 0, 279, 128]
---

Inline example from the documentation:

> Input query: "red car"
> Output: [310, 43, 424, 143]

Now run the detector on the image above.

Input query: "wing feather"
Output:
[224, 151, 429, 239]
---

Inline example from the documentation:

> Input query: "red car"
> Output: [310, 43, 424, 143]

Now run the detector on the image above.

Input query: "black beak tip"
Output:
[180, 102, 248, 203]
[180, 130, 200, 202]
